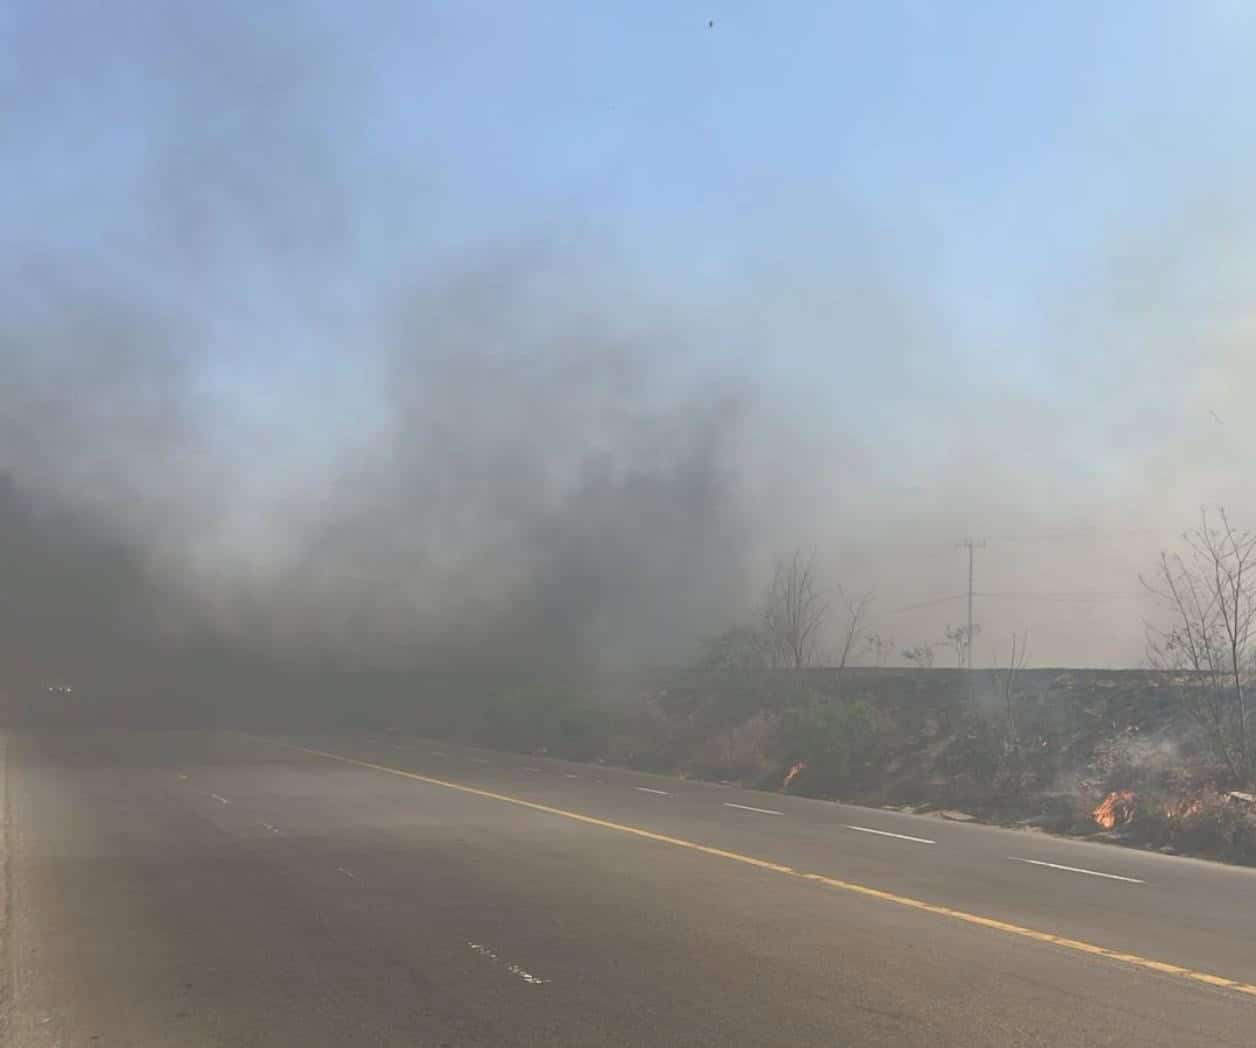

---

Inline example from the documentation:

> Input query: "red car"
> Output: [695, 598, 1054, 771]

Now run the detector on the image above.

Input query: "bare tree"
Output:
[993, 631, 1029, 743]
[1143, 508, 1256, 784]
[943, 623, 980, 668]
[902, 643, 935, 669]
[863, 631, 894, 667]
[762, 550, 829, 670]
[833, 586, 874, 670]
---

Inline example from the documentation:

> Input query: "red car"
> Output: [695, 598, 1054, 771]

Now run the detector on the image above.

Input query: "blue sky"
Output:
[12, 5, 1251, 305]
[5, 2, 1256, 666]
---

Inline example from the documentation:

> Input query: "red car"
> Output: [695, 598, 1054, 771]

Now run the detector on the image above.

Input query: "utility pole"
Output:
[959, 538, 986, 669]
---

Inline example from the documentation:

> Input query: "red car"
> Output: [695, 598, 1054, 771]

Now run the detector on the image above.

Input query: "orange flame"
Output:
[1092, 790, 1136, 829]
[782, 761, 807, 791]
[1167, 797, 1204, 819]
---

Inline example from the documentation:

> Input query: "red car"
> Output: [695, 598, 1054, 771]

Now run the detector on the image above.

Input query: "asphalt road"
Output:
[5, 729, 1256, 1046]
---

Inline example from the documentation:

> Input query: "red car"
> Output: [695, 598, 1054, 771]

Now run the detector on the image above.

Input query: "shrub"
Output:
[1165, 791, 1256, 863]
[550, 705, 610, 761]
[690, 710, 780, 782]
[940, 712, 1004, 786]
[1090, 727, 1188, 793]
[779, 695, 878, 796]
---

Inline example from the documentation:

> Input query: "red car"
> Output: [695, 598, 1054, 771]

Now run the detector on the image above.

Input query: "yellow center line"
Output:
[247, 734, 1256, 1000]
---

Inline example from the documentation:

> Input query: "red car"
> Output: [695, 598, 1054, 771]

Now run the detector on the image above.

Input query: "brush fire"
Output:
[1092, 790, 1136, 830]
[1169, 798, 1204, 819]
[782, 761, 807, 791]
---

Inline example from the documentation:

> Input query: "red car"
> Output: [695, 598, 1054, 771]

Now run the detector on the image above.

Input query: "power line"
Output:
[837, 527, 1164, 551]
[887, 593, 967, 614]
[987, 527, 1163, 545]
[888, 590, 1139, 615]
[976, 591, 1139, 603]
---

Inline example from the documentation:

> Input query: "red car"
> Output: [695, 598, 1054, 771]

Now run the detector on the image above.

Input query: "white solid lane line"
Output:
[845, 824, 936, 845]
[1008, 856, 1145, 884]
[634, 786, 670, 796]
[724, 802, 783, 816]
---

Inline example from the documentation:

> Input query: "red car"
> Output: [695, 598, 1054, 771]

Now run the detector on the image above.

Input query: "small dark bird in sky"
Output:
[708, 20, 714, 28]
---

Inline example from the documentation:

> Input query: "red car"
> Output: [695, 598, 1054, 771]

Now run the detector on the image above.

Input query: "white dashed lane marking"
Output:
[845, 825, 936, 845]
[723, 802, 783, 816]
[210, 793, 231, 805]
[254, 736, 1256, 999]
[468, 943, 548, 985]
[634, 786, 670, 796]
[1009, 857, 1145, 884]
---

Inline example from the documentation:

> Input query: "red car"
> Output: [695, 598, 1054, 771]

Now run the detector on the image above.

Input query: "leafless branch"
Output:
[762, 550, 829, 670]
[1142, 508, 1256, 784]
[993, 631, 1029, 743]
[834, 586, 874, 670]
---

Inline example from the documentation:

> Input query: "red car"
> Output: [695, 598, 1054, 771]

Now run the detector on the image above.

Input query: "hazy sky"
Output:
[4, 2, 1256, 670]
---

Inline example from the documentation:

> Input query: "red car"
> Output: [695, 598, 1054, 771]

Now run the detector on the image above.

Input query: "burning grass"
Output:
[1092, 789, 1137, 830]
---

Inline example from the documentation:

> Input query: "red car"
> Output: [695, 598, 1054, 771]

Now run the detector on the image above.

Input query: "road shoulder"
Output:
[0, 733, 11, 1044]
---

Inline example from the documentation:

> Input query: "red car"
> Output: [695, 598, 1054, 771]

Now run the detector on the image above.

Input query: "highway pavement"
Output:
[4, 728, 1256, 1045]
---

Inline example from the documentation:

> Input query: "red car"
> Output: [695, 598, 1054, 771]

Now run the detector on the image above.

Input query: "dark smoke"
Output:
[221, 264, 756, 672]
[0, 3, 762, 692]
[0, 265, 755, 686]
[9, 2, 1255, 685]
[2, 230, 753, 687]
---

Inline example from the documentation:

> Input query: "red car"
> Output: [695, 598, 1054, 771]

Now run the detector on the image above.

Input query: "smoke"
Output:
[4, 2, 1256, 689]
[0, 255, 756, 683]
[0, 5, 715, 683]
[207, 259, 756, 671]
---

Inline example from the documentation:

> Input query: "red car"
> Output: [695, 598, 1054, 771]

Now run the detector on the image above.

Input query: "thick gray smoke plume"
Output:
[6, 2, 1256, 685]
[224, 265, 755, 671]
[0, 258, 755, 682]
[0, 3, 760, 686]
